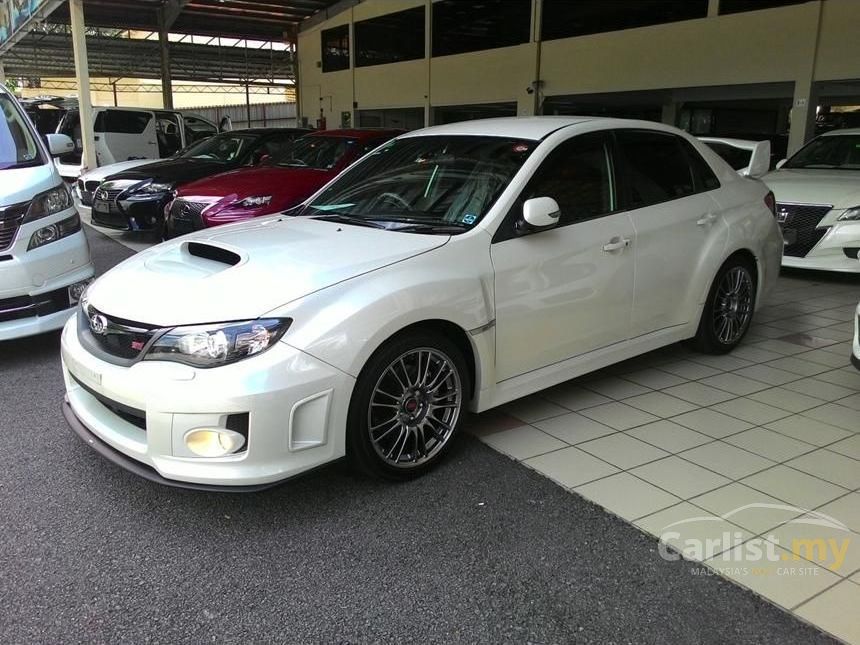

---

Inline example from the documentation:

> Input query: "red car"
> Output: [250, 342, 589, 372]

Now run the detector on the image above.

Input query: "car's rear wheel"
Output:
[347, 330, 469, 480]
[692, 256, 757, 354]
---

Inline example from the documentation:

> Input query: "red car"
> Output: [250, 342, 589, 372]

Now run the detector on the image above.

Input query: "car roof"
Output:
[233, 127, 312, 136]
[402, 116, 596, 141]
[822, 127, 860, 136]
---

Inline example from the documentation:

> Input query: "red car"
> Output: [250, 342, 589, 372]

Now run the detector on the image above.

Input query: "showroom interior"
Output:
[2, 1, 860, 643]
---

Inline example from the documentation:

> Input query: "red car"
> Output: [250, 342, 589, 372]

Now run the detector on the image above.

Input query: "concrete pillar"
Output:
[661, 102, 679, 127]
[424, 0, 431, 127]
[158, 15, 174, 109]
[69, 0, 97, 171]
[787, 81, 818, 156]
[707, 0, 720, 18]
[0, 62, 6, 84]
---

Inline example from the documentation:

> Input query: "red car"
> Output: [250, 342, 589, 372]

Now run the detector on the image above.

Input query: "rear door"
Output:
[94, 109, 158, 165]
[615, 129, 728, 337]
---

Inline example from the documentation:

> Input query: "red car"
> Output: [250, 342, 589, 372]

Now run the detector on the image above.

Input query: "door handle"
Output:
[602, 237, 631, 252]
[697, 213, 717, 226]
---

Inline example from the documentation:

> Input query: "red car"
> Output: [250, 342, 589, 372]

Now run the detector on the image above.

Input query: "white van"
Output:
[54, 107, 218, 180]
[0, 87, 94, 341]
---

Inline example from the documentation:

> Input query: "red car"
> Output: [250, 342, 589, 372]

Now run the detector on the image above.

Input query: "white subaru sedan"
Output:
[763, 128, 860, 272]
[60, 117, 783, 490]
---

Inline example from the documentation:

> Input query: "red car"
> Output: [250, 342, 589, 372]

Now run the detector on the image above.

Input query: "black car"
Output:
[90, 128, 310, 237]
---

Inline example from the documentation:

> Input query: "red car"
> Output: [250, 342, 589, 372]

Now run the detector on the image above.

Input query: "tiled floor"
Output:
[468, 270, 860, 644]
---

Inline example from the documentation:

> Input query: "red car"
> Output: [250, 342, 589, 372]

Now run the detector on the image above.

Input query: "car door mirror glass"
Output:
[521, 197, 560, 230]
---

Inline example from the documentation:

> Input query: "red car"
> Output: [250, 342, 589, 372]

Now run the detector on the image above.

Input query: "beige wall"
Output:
[299, 0, 860, 144]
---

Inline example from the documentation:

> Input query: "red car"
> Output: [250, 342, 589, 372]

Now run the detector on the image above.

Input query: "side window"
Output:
[95, 110, 152, 135]
[616, 130, 696, 208]
[524, 132, 616, 226]
[683, 140, 721, 191]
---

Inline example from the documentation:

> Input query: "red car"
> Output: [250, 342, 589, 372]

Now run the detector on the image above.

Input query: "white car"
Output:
[853, 301, 860, 372]
[763, 128, 860, 272]
[0, 87, 94, 341]
[60, 117, 783, 489]
[73, 159, 160, 219]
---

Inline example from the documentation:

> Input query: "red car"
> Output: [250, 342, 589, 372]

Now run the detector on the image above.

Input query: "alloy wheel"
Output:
[713, 266, 754, 345]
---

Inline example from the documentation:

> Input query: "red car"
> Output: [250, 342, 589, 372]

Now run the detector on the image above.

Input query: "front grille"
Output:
[777, 202, 832, 258]
[95, 188, 124, 202]
[169, 199, 207, 234]
[80, 306, 159, 361]
[0, 201, 28, 251]
[0, 286, 71, 323]
[77, 179, 94, 207]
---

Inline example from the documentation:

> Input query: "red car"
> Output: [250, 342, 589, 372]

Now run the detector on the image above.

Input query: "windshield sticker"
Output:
[461, 214, 477, 225]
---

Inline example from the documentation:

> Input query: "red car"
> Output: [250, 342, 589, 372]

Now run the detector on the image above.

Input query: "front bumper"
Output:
[782, 220, 860, 273]
[60, 316, 355, 488]
[91, 196, 167, 232]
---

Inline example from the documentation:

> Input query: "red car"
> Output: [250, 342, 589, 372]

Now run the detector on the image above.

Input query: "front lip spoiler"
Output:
[62, 397, 282, 493]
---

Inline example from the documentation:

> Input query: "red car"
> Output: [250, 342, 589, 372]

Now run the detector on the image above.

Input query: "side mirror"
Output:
[775, 158, 787, 170]
[521, 197, 560, 231]
[46, 133, 75, 157]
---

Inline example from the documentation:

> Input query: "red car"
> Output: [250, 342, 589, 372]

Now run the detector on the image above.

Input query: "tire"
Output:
[346, 330, 470, 480]
[692, 256, 757, 355]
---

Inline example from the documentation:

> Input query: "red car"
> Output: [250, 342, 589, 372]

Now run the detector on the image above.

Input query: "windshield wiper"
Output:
[311, 213, 389, 229]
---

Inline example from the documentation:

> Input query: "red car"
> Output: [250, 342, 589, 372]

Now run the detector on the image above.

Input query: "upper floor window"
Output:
[321, 24, 350, 72]
[355, 7, 425, 68]
[541, 0, 708, 41]
[719, 0, 810, 15]
[432, 0, 531, 57]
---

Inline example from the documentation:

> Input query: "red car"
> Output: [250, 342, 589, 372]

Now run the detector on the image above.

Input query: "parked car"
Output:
[90, 128, 310, 238]
[166, 128, 403, 237]
[0, 86, 94, 341]
[60, 117, 782, 489]
[74, 158, 168, 218]
[853, 300, 859, 371]
[762, 128, 860, 272]
[54, 106, 219, 180]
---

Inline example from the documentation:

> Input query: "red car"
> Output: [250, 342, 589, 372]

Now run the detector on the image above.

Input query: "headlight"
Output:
[27, 213, 82, 250]
[136, 181, 174, 195]
[235, 195, 272, 209]
[838, 206, 860, 221]
[23, 184, 73, 223]
[144, 318, 291, 368]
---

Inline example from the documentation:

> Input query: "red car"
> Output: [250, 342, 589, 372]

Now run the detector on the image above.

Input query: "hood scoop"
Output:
[186, 242, 241, 266]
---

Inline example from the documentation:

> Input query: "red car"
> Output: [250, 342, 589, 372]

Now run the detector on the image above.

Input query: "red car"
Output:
[165, 128, 403, 236]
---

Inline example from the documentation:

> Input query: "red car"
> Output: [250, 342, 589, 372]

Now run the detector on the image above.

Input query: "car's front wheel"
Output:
[692, 256, 757, 354]
[347, 330, 469, 480]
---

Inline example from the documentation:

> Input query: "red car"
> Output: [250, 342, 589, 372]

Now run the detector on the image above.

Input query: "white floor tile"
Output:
[835, 392, 860, 412]
[781, 378, 857, 402]
[741, 466, 848, 510]
[748, 339, 811, 356]
[658, 360, 722, 380]
[636, 502, 752, 559]
[801, 349, 851, 368]
[796, 580, 860, 644]
[621, 368, 687, 390]
[626, 420, 713, 453]
[765, 415, 853, 446]
[581, 376, 651, 400]
[698, 373, 770, 396]
[578, 402, 659, 431]
[680, 441, 774, 480]
[815, 369, 860, 390]
[578, 432, 669, 469]
[622, 391, 697, 418]
[710, 398, 792, 425]
[533, 412, 617, 445]
[724, 427, 815, 462]
[631, 456, 730, 498]
[479, 425, 567, 461]
[827, 434, 860, 460]
[747, 387, 827, 413]
[734, 364, 801, 386]
[787, 450, 860, 489]
[574, 472, 680, 521]
[817, 493, 860, 533]
[502, 395, 569, 423]
[662, 381, 737, 406]
[690, 483, 802, 534]
[686, 354, 753, 371]
[765, 356, 831, 377]
[540, 383, 612, 411]
[672, 408, 752, 438]
[802, 404, 860, 433]
[731, 345, 786, 363]
[524, 446, 618, 488]
[769, 522, 860, 575]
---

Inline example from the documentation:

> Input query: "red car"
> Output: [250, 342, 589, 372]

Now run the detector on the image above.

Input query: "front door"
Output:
[491, 131, 636, 381]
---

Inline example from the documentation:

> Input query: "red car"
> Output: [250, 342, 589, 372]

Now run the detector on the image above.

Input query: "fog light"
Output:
[68, 279, 91, 305]
[184, 428, 246, 457]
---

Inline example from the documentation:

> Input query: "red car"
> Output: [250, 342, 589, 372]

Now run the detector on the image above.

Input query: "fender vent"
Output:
[186, 242, 241, 266]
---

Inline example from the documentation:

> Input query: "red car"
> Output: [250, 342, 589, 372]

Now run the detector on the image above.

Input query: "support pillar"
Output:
[70, 0, 97, 171]
[661, 101, 679, 127]
[787, 81, 818, 157]
[707, 0, 719, 18]
[0, 62, 6, 85]
[158, 15, 174, 109]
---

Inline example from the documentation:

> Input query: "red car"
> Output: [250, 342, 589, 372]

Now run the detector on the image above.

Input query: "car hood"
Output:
[177, 165, 331, 199]
[108, 158, 236, 186]
[762, 169, 860, 209]
[83, 159, 162, 183]
[0, 163, 57, 205]
[87, 215, 449, 326]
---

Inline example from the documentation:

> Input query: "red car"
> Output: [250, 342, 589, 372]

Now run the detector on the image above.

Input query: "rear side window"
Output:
[616, 130, 696, 208]
[683, 141, 721, 191]
[94, 110, 152, 134]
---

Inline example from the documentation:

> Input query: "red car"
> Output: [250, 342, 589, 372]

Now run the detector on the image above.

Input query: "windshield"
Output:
[179, 133, 258, 162]
[275, 135, 353, 169]
[301, 135, 536, 230]
[0, 93, 43, 171]
[783, 134, 860, 170]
